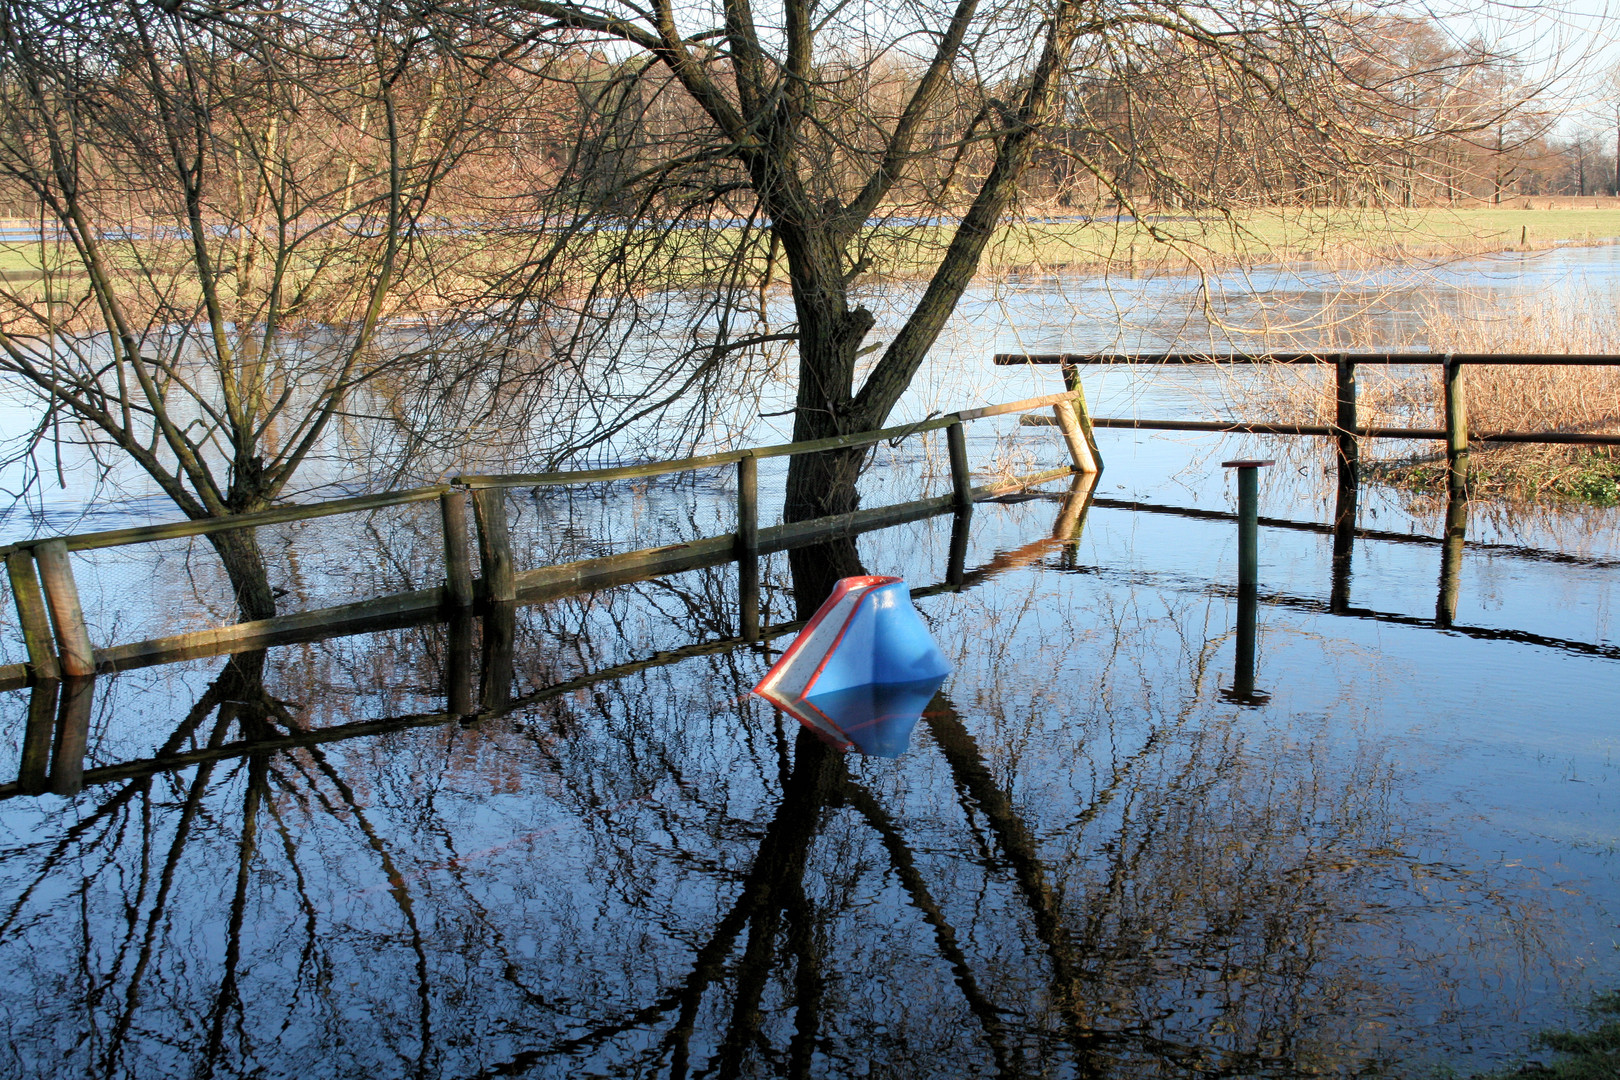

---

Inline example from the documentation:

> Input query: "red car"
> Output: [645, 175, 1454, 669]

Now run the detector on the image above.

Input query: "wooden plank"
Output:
[0, 463, 1077, 690]
[471, 488, 516, 603]
[440, 490, 474, 608]
[6, 548, 59, 680]
[34, 540, 94, 677]
[458, 390, 1083, 490]
[90, 585, 446, 671]
[0, 484, 450, 558]
[947, 422, 973, 511]
[957, 390, 1078, 421]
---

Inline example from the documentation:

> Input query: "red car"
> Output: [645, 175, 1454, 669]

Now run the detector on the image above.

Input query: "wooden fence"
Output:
[1, 389, 1099, 692]
[998, 351, 1620, 490]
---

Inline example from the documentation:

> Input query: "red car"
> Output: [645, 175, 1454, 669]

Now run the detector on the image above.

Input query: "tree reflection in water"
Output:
[0, 487, 1581, 1078]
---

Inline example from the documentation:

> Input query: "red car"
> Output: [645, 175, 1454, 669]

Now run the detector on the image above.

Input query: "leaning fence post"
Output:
[1443, 354, 1468, 492]
[440, 489, 474, 609]
[1050, 400, 1099, 475]
[737, 452, 760, 643]
[1060, 362, 1103, 472]
[6, 548, 60, 680]
[947, 421, 973, 512]
[470, 487, 516, 604]
[33, 540, 94, 677]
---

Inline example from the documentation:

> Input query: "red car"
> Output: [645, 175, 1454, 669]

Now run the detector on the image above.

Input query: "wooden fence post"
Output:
[1437, 488, 1467, 627]
[7, 548, 60, 680]
[50, 674, 94, 796]
[947, 422, 973, 512]
[737, 453, 760, 643]
[33, 540, 94, 677]
[18, 678, 59, 794]
[947, 505, 972, 588]
[1060, 363, 1103, 471]
[1050, 401, 1099, 474]
[1443, 354, 1468, 492]
[440, 489, 474, 608]
[480, 600, 516, 712]
[446, 610, 475, 718]
[1334, 354, 1358, 480]
[470, 488, 516, 603]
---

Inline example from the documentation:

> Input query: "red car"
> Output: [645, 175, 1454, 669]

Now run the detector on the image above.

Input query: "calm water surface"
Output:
[0, 248, 1617, 1078]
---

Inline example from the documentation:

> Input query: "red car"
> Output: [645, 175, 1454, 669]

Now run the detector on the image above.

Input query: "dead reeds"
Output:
[1249, 287, 1620, 503]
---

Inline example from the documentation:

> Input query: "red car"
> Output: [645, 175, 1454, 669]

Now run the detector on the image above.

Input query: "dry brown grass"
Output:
[1248, 288, 1620, 503]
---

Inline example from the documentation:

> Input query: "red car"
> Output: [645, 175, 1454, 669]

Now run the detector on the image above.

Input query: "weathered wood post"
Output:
[1437, 488, 1467, 628]
[446, 611, 476, 718]
[1443, 354, 1469, 493]
[18, 678, 59, 795]
[470, 487, 516, 604]
[1060, 362, 1104, 472]
[479, 601, 516, 713]
[1223, 459, 1274, 705]
[33, 540, 95, 677]
[1049, 386, 1100, 477]
[1334, 354, 1359, 481]
[440, 489, 475, 609]
[1051, 470, 1098, 570]
[947, 421, 973, 513]
[49, 675, 94, 796]
[7, 548, 60, 680]
[736, 452, 760, 643]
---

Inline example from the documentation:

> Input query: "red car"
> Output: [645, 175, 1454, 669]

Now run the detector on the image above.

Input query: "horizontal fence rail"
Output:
[999, 351, 1620, 451]
[995, 352, 1620, 366]
[1, 389, 1097, 690]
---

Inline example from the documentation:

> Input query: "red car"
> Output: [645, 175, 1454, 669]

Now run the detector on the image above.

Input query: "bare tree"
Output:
[0, 0, 565, 617]
[483, 0, 1514, 553]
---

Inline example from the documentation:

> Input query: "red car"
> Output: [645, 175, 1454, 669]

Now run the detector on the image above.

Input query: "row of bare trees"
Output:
[0, 0, 1549, 620]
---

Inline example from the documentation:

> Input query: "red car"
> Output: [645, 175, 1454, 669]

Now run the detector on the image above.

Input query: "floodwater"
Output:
[1, 247, 1618, 1078]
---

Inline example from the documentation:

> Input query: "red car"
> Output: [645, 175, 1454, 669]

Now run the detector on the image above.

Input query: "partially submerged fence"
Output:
[998, 351, 1620, 490]
[0, 389, 1098, 692]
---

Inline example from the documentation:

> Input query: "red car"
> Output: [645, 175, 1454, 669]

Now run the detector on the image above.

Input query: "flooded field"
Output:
[1, 248, 1617, 1077]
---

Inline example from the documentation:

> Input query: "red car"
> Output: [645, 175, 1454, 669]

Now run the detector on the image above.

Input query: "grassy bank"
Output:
[7, 204, 1620, 285]
[1461, 992, 1620, 1079]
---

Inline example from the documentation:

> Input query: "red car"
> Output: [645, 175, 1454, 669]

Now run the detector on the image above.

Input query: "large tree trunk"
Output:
[207, 528, 277, 623]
